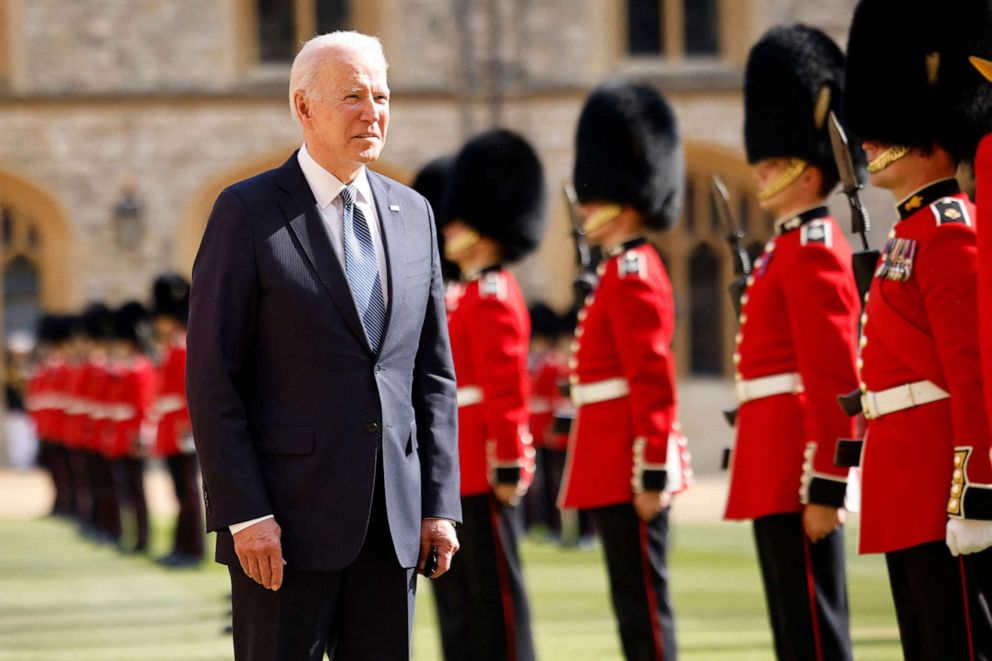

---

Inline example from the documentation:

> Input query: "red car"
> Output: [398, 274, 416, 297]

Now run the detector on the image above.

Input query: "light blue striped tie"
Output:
[340, 184, 386, 350]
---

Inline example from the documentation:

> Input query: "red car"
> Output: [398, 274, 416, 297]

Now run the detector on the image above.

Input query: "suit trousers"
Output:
[752, 513, 852, 661]
[885, 540, 992, 661]
[433, 493, 535, 661]
[230, 452, 417, 661]
[587, 504, 677, 661]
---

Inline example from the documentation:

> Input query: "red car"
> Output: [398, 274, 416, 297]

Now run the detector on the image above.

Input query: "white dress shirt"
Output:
[229, 143, 391, 536]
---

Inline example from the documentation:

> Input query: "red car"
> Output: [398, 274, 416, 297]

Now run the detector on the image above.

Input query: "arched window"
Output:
[3, 255, 39, 338]
[625, 0, 721, 58]
[254, 0, 351, 64]
[688, 243, 721, 374]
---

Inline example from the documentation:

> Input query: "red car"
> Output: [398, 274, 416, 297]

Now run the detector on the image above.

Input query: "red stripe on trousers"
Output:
[489, 497, 518, 661]
[800, 533, 824, 661]
[637, 521, 665, 660]
[959, 556, 975, 661]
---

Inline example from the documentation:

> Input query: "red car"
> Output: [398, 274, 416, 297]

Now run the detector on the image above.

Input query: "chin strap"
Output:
[867, 145, 911, 174]
[757, 158, 807, 201]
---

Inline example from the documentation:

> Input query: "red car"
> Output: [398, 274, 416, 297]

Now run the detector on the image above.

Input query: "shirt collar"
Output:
[297, 142, 373, 210]
[605, 235, 648, 257]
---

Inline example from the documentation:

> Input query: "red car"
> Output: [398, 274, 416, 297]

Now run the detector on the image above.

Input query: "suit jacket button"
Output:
[367, 422, 381, 433]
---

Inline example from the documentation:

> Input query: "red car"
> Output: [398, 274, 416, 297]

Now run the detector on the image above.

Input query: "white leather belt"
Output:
[457, 386, 484, 408]
[735, 372, 803, 405]
[862, 380, 948, 420]
[572, 377, 630, 407]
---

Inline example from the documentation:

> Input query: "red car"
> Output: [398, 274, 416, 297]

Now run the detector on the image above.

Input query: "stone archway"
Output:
[177, 147, 412, 276]
[0, 169, 73, 336]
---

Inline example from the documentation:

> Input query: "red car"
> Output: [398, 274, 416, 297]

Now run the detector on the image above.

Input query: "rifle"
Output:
[562, 182, 600, 302]
[828, 111, 880, 300]
[710, 176, 751, 431]
[710, 175, 752, 318]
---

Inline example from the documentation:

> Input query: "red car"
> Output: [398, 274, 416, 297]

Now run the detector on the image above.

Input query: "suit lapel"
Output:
[277, 155, 371, 352]
[368, 171, 399, 352]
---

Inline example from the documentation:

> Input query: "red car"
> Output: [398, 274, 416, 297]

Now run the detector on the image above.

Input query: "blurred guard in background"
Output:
[973, 46, 992, 447]
[843, 0, 992, 656]
[560, 80, 692, 661]
[723, 25, 860, 661]
[153, 273, 204, 567]
[105, 302, 156, 553]
[432, 129, 544, 661]
[526, 302, 566, 537]
[27, 315, 64, 510]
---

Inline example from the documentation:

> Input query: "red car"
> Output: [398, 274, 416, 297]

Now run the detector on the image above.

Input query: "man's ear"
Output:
[294, 92, 311, 124]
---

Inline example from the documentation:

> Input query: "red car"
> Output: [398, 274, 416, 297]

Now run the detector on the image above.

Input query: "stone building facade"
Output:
[0, 0, 897, 380]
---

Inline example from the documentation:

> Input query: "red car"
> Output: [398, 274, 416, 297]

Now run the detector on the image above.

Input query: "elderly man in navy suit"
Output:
[186, 31, 461, 661]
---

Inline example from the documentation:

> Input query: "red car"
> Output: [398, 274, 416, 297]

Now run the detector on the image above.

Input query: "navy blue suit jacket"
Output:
[186, 152, 461, 571]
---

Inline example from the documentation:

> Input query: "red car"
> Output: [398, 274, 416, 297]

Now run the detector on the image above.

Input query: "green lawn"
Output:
[0, 517, 902, 660]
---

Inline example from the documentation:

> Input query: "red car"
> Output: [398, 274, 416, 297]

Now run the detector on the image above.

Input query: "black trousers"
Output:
[89, 452, 120, 541]
[433, 493, 535, 661]
[587, 504, 677, 661]
[113, 457, 148, 551]
[68, 448, 92, 526]
[165, 453, 205, 558]
[752, 513, 852, 661]
[886, 540, 992, 660]
[230, 454, 416, 661]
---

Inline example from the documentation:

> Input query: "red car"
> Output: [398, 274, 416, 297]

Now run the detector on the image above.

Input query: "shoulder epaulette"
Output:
[800, 220, 832, 248]
[479, 271, 506, 299]
[618, 251, 646, 279]
[930, 197, 971, 227]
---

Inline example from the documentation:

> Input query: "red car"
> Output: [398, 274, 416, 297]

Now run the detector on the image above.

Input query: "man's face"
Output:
[752, 157, 807, 215]
[301, 48, 390, 175]
[862, 141, 909, 191]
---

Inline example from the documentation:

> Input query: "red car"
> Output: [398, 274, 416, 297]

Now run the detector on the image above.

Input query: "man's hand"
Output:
[803, 504, 845, 542]
[419, 518, 459, 579]
[493, 482, 528, 506]
[633, 490, 672, 523]
[946, 518, 992, 556]
[233, 518, 286, 591]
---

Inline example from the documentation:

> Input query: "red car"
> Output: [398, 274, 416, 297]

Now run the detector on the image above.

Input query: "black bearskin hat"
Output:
[114, 301, 150, 347]
[529, 303, 560, 340]
[152, 273, 190, 324]
[745, 24, 853, 188]
[446, 129, 546, 262]
[844, 0, 992, 162]
[81, 302, 114, 340]
[573, 80, 684, 230]
[36, 314, 58, 344]
[412, 155, 459, 280]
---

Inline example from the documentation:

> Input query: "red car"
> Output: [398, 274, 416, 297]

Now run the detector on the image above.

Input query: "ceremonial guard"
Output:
[973, 56, 992, 438]
[723, 25, 860, 661]
[27, 316, 70, 516]
[152, 273, 204, 567]
[527, 303, 567, 536]
[104, 302, 156, 553]
[559, 81, 691, 661]
[843, 1, 992, 656]
[431, 129, 543, 661]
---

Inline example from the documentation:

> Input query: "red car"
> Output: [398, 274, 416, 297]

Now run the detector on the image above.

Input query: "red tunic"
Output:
[977, 135, 992, 441]
[47, 361, 70, 446]
[155, 337, 191, 457]
[560, 238, 691, 509]
[858, 180, 992, 554]
[447, 268, 534, 496]
[25, 361, 50, 440]
[529, 352, 565, 449]
[725, 210, 860, 520]
[62, 362, 92, 450]
[105, 356, 158, 459]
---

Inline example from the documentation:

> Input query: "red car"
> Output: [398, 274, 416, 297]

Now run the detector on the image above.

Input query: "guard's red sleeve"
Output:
[917, 224, 992, 519]
[976, 135, 992, 441]
[468, 295, 532, 485]
[606, 273, 675, 491]
[784, 244, 860, 506]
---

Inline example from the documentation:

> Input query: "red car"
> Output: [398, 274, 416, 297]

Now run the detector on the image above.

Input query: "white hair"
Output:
[289, 31, 388, 123]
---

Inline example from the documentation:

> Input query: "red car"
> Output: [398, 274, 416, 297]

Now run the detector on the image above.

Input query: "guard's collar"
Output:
[773, 205, 830, 235]
[606, 236, 647, 257]
[896, 178, 960, 220]
[463, 263, 503, 282]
